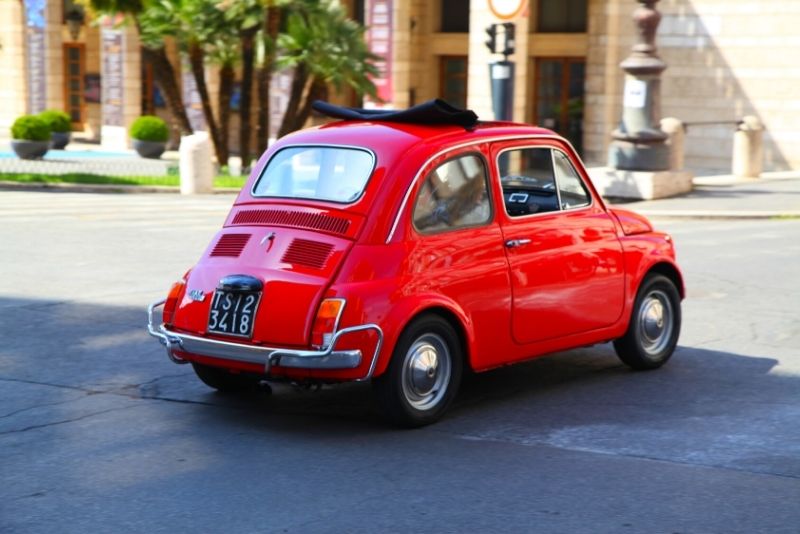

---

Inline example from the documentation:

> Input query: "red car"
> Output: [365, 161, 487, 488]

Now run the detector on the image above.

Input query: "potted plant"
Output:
[39, 109, 72, 149]
[11, 115, 51, 159]
[130, 115, 169, 159]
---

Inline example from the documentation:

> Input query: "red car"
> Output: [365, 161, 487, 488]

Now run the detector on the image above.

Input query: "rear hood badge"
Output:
[260, 231, 277, 252]
[188, 289, 206, 302]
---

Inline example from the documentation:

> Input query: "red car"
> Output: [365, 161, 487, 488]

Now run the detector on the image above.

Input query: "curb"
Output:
[0, 180, 240, 195]
[636, 210, 800, 220]
[2, 180, 797, 220]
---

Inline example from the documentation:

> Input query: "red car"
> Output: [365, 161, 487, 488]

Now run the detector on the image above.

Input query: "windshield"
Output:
[252, 146, 375, 203]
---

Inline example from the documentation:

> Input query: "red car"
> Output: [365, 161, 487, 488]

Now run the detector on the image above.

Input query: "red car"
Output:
[148, 101, 683, 426]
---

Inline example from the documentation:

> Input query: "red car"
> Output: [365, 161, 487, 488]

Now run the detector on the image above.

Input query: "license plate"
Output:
[207, 290, 260, 338]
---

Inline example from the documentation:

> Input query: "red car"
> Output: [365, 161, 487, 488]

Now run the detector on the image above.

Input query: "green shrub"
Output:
[130, 115, 169, 142]
[11, 115, 51, 141]
[38, 109, 72, 133]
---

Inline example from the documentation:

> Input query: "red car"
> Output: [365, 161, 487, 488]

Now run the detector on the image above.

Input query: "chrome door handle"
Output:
[505, 238, 532, 248]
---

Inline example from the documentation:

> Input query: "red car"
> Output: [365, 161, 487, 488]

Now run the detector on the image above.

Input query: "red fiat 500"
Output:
[148, 102, 683, 426]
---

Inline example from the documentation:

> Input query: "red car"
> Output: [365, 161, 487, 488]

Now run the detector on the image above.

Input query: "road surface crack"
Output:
[0, 405, 137, 436]
[0, 395, 86, 420]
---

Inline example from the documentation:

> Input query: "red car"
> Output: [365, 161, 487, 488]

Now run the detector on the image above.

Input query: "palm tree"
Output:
[139, 0, 238, 165]
[220, 0, 264, 170]
[208, 35, 239, 167]
[276, 1, 379, 138]
[255, 1, 282, 156]
[89, 0, 193, 136]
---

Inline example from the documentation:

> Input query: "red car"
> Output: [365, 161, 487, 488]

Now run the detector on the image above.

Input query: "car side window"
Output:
[413, 154, 492, 233]
[498, 148, 559, 217]
[553, 150, 591, 210]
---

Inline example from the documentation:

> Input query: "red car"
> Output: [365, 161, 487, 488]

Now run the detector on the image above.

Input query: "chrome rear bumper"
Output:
[147, 300, 383, 380]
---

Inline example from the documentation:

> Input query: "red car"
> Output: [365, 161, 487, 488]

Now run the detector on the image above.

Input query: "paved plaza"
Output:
[0, 141, 178, 177]
[1, 190, 799, 533]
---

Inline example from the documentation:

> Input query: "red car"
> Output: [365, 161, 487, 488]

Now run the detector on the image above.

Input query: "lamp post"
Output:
[609, 0, 670, 171]
[65, 8, 85, 41]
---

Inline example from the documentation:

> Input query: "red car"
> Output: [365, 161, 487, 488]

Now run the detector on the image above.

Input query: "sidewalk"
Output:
[0, 139, 179, 177]
[1, 143, 798, 219]
[608, 171, 800, 219]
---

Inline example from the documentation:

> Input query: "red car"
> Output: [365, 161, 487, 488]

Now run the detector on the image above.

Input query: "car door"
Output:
[405, 148, 515, 367]
[492, 140, 625, 345]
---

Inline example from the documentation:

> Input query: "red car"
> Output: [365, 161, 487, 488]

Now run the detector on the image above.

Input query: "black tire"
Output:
[614, 273, 682, 370]
[192, 363, 259, 393]
[373, 314, 463, 427]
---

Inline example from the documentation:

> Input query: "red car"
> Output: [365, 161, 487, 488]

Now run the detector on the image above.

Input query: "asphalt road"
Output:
[1, 191, 799, 533]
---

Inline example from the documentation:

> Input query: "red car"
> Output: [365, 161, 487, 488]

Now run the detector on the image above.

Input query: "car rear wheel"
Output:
[614, 273, 681, 370]
[192, 363, 259, 393]
[373, 314, 463, 427]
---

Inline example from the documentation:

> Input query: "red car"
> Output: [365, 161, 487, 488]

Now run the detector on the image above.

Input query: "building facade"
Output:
[374, 0, 800, 172]
[0, 0, 292, 153]
[3, 0, 799, 172]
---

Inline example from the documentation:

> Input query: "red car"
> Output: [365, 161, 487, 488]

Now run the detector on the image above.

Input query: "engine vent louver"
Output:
[281, 239, 334, 269]
[210, 233, 251, 257]
[232, 209, 351, 236]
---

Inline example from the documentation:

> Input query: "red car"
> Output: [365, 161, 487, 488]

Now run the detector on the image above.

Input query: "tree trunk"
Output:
[256, 4, 281, 156]
[187, 42, 224, 164]
[290, 79, 327, 133]
[217, 62, 234, 167]
[141, 47, 192, 136]
[277, 64, 309, 138]
[239, 28, 258, 171]
[255, 63, 270, 158]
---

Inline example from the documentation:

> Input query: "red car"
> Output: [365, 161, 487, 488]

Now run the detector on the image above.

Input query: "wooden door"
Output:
[63, 43, 86, 130]
[533, 57, 585, 153]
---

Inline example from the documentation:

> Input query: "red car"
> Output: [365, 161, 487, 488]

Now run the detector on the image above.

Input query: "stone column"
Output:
[732, 116, 764, 178]
[608, 0, 669, 171]
[44, 1, 64, 111]
[0, 2, 28, 128]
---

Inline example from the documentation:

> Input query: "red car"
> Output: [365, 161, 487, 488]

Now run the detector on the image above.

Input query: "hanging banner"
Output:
[24, 0, 47, 113]
[182, 59, 206, 131]
[101, 28, 124, 127]
[364, 0, 393, 109]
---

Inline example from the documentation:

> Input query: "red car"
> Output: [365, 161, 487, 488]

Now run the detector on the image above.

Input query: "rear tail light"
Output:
[311, 298, 345, 349]
[163, 280, 186, 325]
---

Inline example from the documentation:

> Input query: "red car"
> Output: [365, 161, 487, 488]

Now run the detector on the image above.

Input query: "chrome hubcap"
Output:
[638, 289, 673, 356]
[401, 333, 451, 411]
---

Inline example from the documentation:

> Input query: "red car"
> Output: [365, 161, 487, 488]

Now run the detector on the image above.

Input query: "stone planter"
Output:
[51, 131, 71, 150]
[11, 140, 49, 160]
[133, 139, 166, 159]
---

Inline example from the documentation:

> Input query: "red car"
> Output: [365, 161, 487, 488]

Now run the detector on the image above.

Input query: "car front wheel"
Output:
[373, 314, 463, 427]
[614, 273, 682, 370]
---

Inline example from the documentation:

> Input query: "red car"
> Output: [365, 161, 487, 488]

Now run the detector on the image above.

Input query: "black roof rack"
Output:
[312, 99, 479, 128]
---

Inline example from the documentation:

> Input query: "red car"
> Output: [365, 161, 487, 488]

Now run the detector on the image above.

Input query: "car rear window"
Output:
[252, 146, 375, 203]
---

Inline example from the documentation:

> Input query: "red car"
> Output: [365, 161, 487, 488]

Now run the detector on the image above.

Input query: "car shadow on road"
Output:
[2, 297, 794, 448]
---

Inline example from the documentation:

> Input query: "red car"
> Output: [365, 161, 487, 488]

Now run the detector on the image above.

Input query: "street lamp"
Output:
[609, 0, 670, 171]
[65, 8, 85, 41]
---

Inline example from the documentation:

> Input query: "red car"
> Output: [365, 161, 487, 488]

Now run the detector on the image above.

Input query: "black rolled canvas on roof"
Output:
[312, 99, 479, 128]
